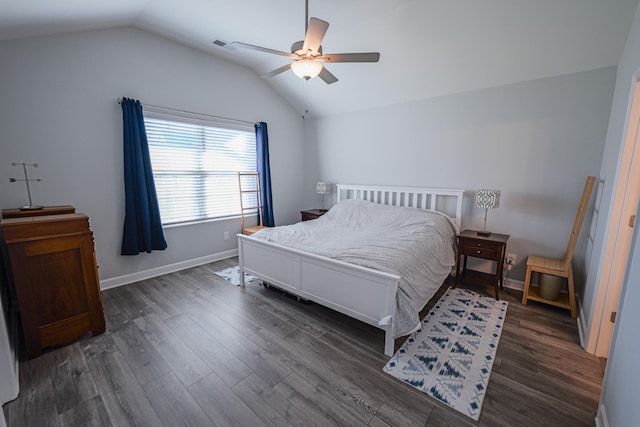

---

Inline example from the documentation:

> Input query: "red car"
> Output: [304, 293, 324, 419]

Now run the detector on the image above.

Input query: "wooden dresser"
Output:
[1, 208, 105, 358]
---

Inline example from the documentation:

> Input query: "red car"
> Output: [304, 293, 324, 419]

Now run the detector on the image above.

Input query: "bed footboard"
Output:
[238, 234, 399, 356]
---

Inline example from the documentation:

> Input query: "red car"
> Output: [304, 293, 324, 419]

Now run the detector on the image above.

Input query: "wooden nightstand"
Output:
[454, 229, 510, 300]
[300, 209, 327, 221]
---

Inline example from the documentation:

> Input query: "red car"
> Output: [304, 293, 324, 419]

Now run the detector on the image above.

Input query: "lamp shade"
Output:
[291, 59, 323, 80]
[475, 189, 500, 209]
[316, 182, 331, 194]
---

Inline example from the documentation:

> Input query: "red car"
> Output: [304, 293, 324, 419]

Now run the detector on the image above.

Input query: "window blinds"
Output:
[145, 117, 257, 225]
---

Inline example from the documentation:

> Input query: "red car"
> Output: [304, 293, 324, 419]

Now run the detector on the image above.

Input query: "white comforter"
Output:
[252, 199, 459, 337]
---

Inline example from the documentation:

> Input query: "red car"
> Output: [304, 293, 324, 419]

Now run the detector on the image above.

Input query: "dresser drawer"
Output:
[460, 240, 499, 259]
[301, 212, 321, 221]
[300, 209, 326, 221]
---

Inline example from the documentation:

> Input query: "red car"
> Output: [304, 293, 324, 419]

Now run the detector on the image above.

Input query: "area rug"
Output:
[213, 266, 257, 286]
[383, 287, 508, 421]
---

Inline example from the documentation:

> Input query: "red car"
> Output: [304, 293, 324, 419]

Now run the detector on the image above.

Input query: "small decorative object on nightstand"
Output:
[474, 189, 500, 237]
[454, 229, 509, 300]
[316, 182, 331, 210]
[300, 209, 327, 221]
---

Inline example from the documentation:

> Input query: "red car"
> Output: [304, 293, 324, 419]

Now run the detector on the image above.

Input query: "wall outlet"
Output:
[224, 231, 229, 240]
[506, 253, 517, 269]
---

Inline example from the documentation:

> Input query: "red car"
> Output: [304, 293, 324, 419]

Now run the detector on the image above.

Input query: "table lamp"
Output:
[316, 182, 331, 211]
[475, 189, 500, 237]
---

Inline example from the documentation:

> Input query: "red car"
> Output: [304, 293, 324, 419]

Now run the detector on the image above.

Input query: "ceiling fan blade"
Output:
[318, 66, 338, 85]
[261, 63, 293, 78]
[302, 17, 329, 56]
[316, 52, 380, 63]
[231, 42, 298, 58]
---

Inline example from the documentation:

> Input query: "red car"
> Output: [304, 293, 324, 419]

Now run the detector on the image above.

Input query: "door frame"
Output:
[585, 78, 640, 357]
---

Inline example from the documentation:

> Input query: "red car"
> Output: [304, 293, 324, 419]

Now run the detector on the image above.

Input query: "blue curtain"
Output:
[121, 98, 167, 255]
[256, 122, 274, 227]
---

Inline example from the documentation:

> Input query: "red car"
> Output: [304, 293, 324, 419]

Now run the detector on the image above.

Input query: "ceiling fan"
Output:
[213, 0, 380, 84]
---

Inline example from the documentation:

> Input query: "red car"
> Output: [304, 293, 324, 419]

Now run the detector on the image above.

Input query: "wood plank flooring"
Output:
[2, 258, 604, 426]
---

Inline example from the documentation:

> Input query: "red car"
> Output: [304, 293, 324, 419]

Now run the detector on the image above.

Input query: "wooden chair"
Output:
[521, 176, 596, 318]
[237, 172, 267, 235]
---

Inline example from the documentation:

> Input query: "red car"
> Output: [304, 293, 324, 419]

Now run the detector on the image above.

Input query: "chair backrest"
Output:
[237, 172, 263, 233]
[562, 176, 597, 268]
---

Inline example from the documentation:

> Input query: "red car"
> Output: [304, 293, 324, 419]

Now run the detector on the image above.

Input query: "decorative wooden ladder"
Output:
[237, 172, 266, 235]
[521, 176, 597, 317]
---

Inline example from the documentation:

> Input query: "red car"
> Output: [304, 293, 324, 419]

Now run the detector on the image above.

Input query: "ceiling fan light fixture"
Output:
[291, 59, 322, 80]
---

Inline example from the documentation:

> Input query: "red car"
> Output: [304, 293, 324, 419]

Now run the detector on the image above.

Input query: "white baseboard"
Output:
[577, 297, 587, 348]
[504, 277, 524, 291]
[595, 403, 609, 427]
[99, 249, 238, 290]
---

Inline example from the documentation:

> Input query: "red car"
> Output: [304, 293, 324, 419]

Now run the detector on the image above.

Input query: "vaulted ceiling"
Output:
[1, 0, 638, 117]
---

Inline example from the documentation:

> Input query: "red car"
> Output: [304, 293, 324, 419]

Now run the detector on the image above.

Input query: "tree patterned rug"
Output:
[383, 287, 508, 421]
[214, 266, 257, 286]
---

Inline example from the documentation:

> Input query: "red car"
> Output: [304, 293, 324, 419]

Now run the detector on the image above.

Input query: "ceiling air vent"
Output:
[212, 39, 228, 48]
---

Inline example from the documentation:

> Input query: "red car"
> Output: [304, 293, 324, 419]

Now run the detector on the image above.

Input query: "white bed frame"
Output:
[238, 184, 464, 356]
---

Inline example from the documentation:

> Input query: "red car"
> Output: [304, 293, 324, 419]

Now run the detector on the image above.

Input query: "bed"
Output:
[237, 184, 464, 356]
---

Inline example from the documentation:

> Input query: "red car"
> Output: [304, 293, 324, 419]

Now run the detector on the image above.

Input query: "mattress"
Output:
[252, 199, 459, 337]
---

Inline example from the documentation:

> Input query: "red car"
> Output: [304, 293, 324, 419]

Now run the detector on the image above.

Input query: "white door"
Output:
[585, 79, 640, 357]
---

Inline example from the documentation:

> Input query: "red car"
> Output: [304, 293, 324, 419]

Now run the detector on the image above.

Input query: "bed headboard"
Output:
[336, 184, 464, 231]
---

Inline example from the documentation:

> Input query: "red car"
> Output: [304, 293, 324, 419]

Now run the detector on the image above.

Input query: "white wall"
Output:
[0, 27, 305, 285]
[596, 3, 640, 425]
[305, 68, 615, 289]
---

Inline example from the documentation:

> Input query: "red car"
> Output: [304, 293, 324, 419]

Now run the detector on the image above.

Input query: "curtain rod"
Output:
[116, 97, 259, 126]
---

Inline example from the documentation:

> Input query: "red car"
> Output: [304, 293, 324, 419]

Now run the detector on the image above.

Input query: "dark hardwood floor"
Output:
[2, 258, 604, 426]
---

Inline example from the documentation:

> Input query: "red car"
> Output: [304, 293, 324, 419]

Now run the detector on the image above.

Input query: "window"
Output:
[145, 111, 257, 225]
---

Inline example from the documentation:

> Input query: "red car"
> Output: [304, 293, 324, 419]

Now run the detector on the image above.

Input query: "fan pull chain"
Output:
[302, 79, 309, 119]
